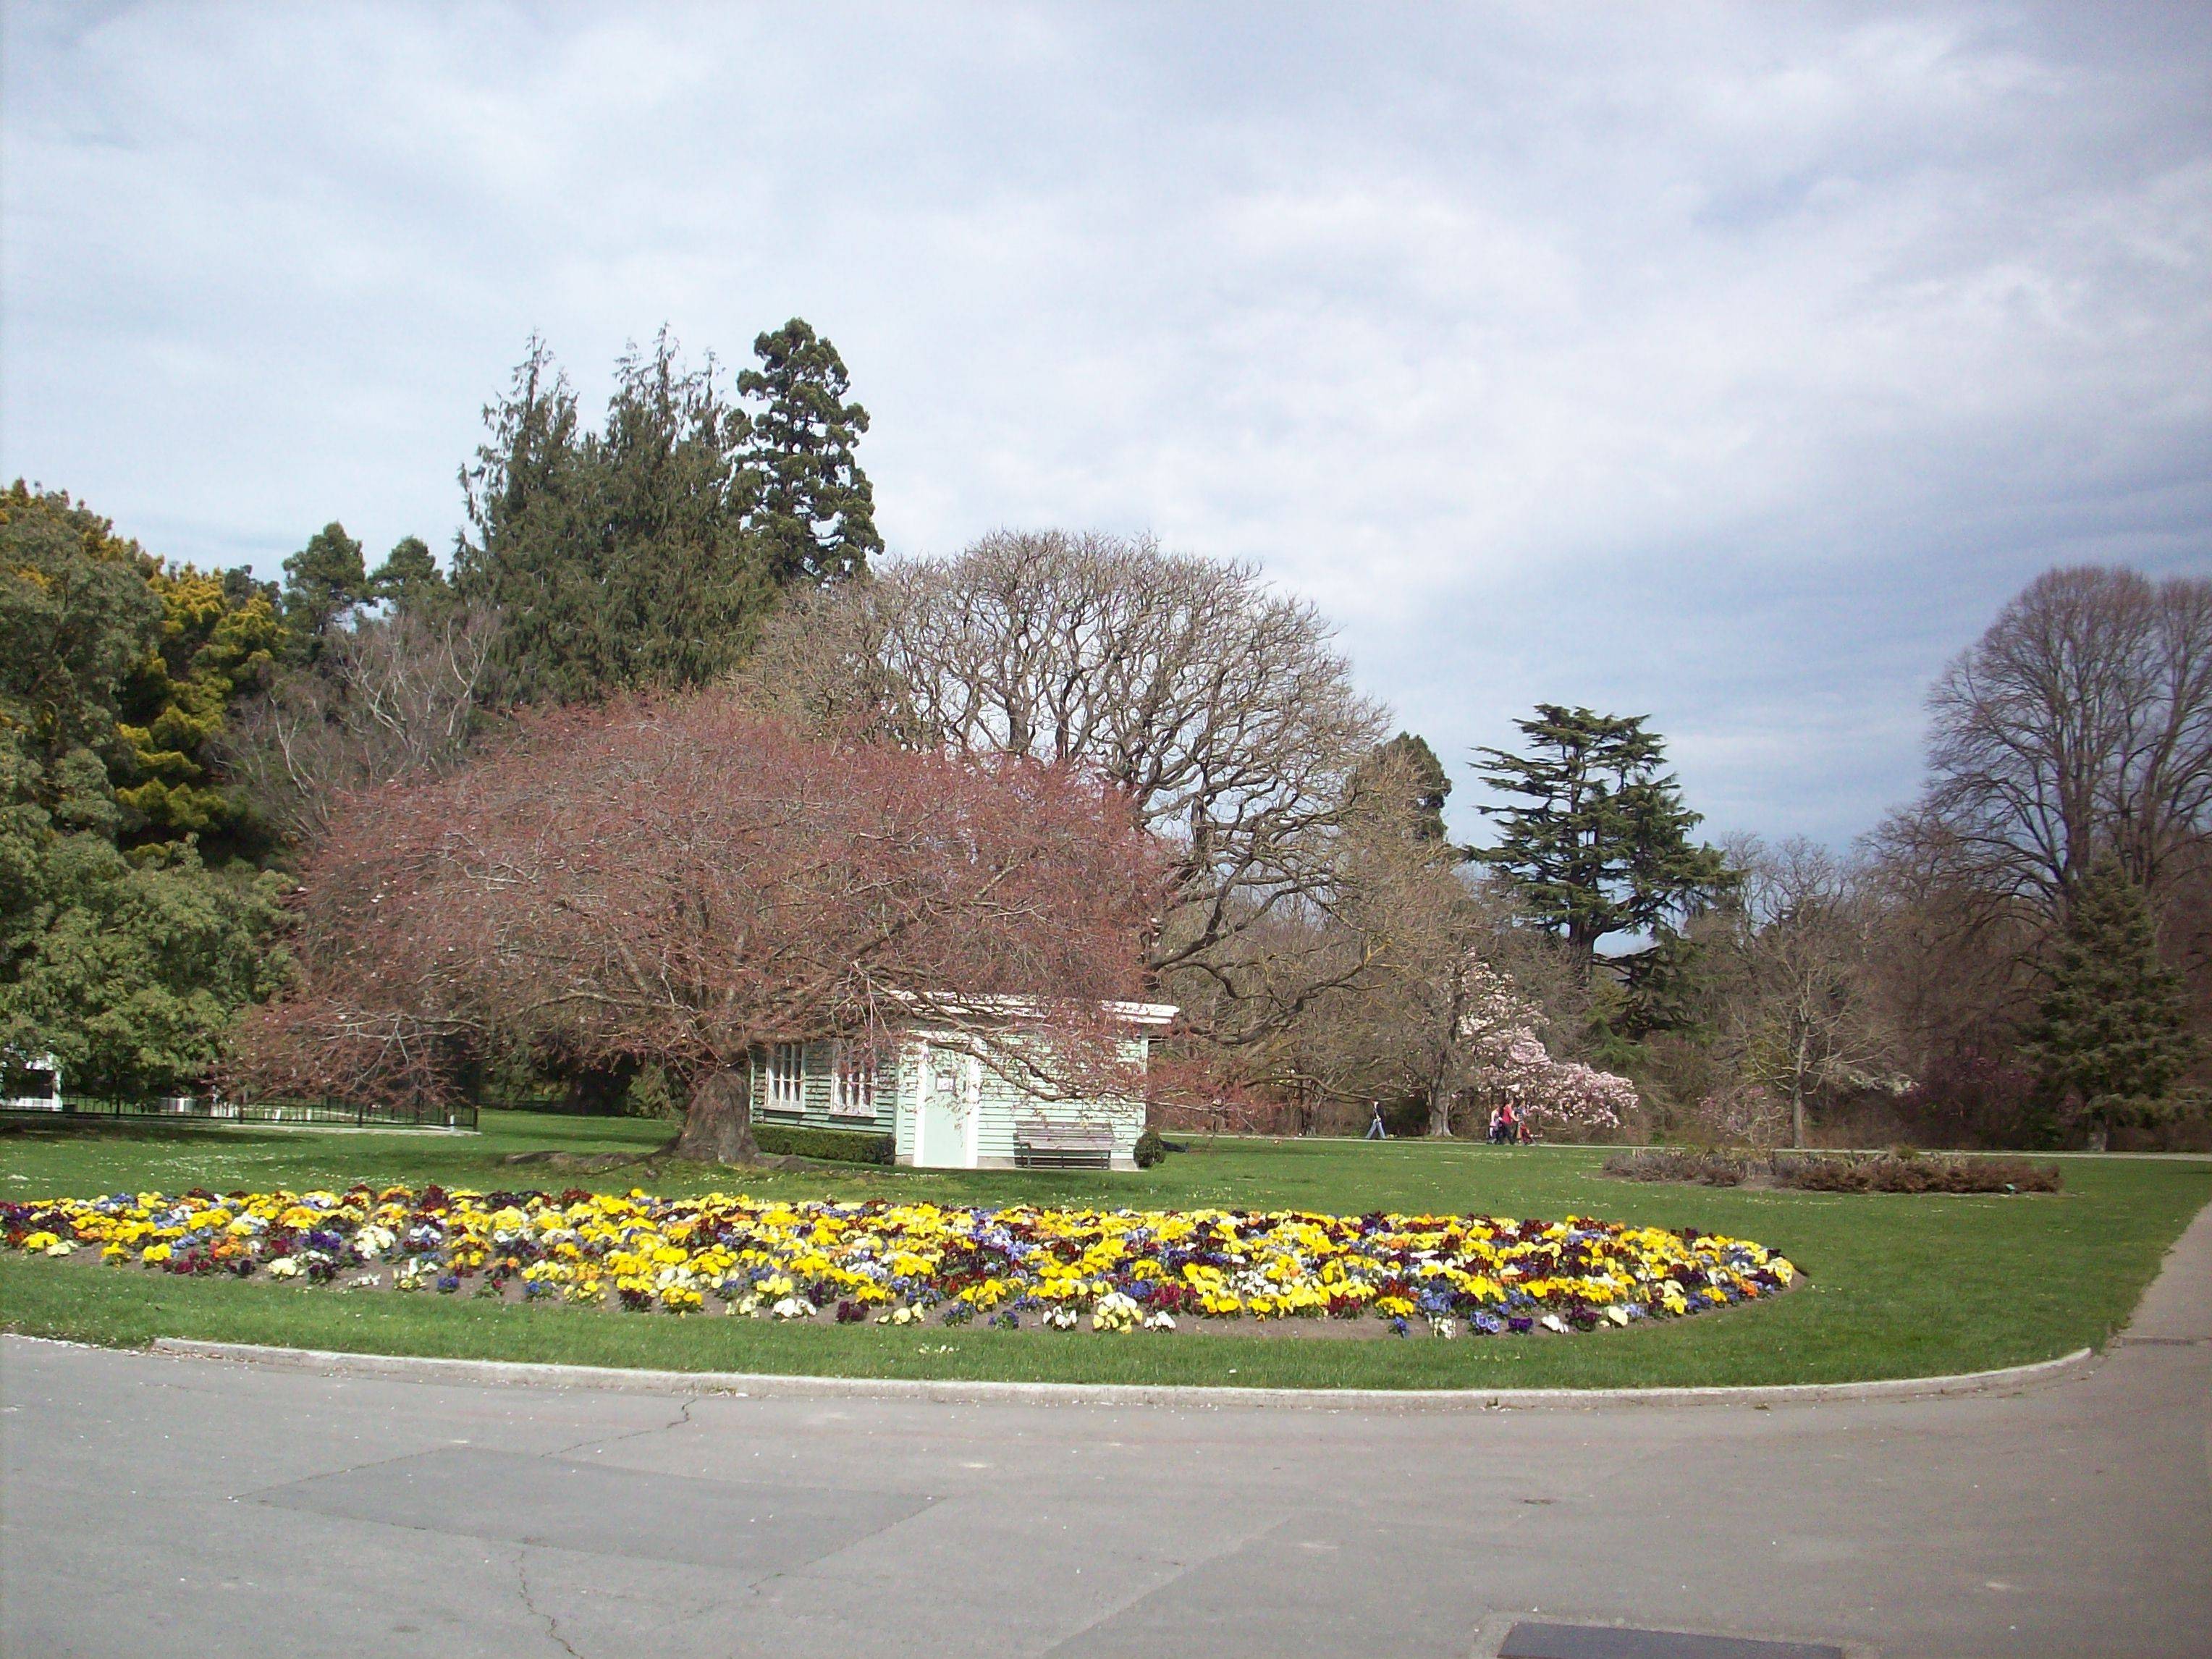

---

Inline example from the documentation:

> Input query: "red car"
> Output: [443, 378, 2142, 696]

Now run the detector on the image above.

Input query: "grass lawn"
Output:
[4, 1110, 2207, 1390]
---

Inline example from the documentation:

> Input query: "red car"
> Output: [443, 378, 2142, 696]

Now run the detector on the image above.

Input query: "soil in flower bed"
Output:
[3, 1186, 1797, 1342]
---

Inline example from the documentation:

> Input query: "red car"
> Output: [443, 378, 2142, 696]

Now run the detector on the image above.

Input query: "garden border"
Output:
[146, 1335, 2096, 1411]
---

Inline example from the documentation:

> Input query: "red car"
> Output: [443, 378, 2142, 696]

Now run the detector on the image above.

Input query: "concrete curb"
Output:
[146, 1336, 2097, 1413]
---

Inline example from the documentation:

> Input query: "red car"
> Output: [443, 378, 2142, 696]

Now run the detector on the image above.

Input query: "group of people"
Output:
[1360, 1100, 1533, 1144]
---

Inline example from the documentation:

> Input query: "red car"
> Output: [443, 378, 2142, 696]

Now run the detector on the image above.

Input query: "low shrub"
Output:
[1605, 1146, 2062, 1195]
[751, 1124, 894, 1165]
[1133, 1126, 1168, 1168]
[1603, 1147, 1750, 1186]
[1768, 1152, 2060, 1194]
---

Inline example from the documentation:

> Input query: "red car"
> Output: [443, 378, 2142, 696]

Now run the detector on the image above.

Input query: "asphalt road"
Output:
[5, 1204, 2208, 1659]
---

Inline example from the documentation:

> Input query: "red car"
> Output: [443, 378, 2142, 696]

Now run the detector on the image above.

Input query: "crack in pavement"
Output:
[552, 1394, 697, 1461]
[515, 1545, 582, 1658]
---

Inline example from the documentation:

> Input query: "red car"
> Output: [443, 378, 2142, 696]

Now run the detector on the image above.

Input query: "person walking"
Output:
[1364, 1101, 1386, 1140]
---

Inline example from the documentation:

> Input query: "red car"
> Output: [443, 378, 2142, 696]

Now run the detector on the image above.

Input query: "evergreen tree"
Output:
[0, 482, 163, 796]
[3, 483, 283, 858]
[1348, 732, 1454, 841]
[280, 521, 371, 658]
[452, 337, 593, 698]
[221, 565, 280, 610]
[0, 728, 288, 1095]
[369, 535, 452, 616]
[596, 334, 772, 687]
[738, 318, 882, 585]
[2022, 858, 2197, 1146]
[114, 560, 284, 856]
[455, 333, 773, 703]
[0, 487, 292, 1092]
[1471, 704, 1734, 971]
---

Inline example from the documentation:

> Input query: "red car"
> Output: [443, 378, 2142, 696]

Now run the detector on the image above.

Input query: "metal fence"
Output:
[4, 1096, 478, 1131]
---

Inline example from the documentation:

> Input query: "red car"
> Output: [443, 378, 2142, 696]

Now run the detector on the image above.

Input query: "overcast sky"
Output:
[5, 1, 2208, 848]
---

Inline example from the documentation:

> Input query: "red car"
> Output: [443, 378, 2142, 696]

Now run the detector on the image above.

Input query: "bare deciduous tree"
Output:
[1240, 814, 1486, 1132]
[1859, 809, 2040, 1071]
[223, 604, 502, 843]
[1925, 566, 2212, 911]
[1707, 835, 1898, 1147]
[744, 531, 1390, 1042]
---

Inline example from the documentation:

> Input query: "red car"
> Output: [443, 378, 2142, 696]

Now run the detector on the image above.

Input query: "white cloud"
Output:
[4, 0, 2208, 847]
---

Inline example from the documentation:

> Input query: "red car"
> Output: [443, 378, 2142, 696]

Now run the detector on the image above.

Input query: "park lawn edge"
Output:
[142, 1335, 2101, 1407]
[5, 1128, 2209, 1390]
[0, 1247, 2148, 1390]
[0, 1252, 1849, 1390]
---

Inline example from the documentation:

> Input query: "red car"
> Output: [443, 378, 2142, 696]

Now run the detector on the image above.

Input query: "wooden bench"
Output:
[1013, 1118, 1115, 1170]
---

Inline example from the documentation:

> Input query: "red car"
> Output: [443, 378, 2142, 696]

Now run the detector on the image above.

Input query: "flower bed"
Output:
[1, 1188, 1796, 1336]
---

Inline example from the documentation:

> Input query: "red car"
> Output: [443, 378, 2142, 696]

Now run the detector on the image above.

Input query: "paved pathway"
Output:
[6, 1202, 2208, 1659]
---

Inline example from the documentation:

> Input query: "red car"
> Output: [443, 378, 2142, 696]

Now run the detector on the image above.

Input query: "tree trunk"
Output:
[1566, 925, 1601, 979]
[675, 1066, 758, 1164]
[1791, 1031, 1810, 1149]
[1427, 1085, 1453, 1139]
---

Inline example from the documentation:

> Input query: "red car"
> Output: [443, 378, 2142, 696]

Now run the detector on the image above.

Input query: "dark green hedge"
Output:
[752, 1123, 895, 1165]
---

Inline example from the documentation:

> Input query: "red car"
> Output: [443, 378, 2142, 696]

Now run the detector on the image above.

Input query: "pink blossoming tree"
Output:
[1459, 962, 1637, 1128]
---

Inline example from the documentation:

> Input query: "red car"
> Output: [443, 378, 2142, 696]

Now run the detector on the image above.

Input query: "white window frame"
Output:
[830, 1039, 878, 1118]
[763, 1042, 806, 1115]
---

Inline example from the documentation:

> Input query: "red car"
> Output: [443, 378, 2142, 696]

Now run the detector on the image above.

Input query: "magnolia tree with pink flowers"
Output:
[1458, 962, 1639, 1128]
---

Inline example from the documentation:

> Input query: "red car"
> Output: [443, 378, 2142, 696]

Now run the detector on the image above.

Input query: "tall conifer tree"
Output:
[370, 535, 451, 616]
[455, 332, 771, 701]
[2021, 858, 2197, 1147]
[1471, 705, 1733, 971]
[738, 318, 882, 586]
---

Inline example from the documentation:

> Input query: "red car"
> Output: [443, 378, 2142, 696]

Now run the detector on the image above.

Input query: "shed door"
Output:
[917, 1047, 979, 1168]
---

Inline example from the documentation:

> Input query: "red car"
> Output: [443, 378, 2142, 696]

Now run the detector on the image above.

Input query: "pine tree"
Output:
[1471, 704, 1734, 971]
[738, 318, 882, 586]
[370, 536, 452, 616]
[281, 522, 371, 659]
[2022, 858, 2197, 1147]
